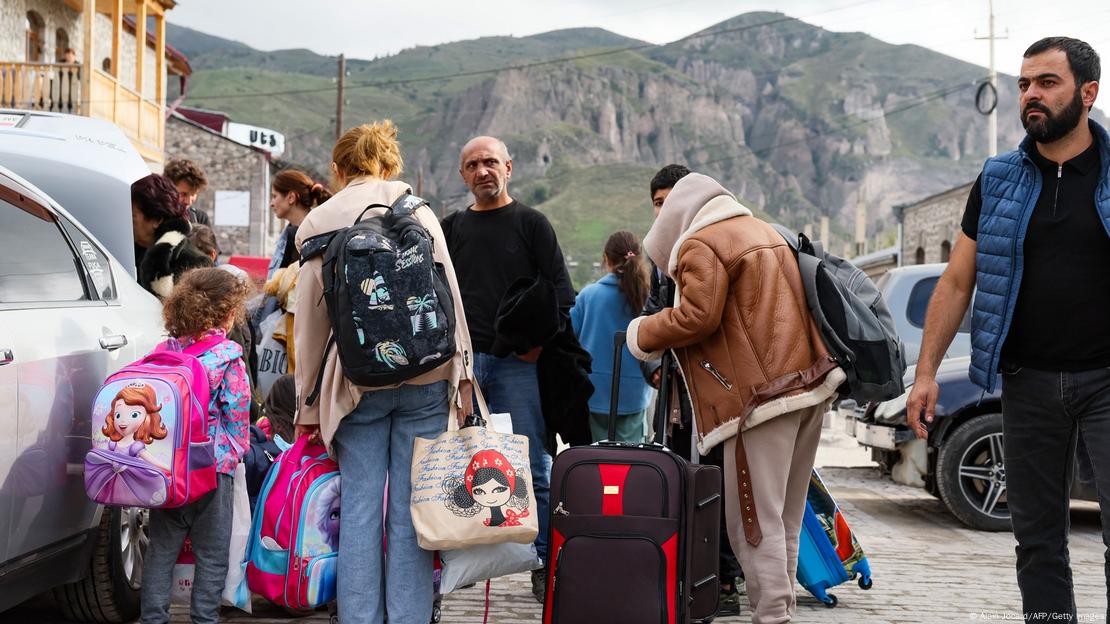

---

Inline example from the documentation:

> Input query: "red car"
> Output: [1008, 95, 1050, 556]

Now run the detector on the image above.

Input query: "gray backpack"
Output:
[773, 225, 906, 403]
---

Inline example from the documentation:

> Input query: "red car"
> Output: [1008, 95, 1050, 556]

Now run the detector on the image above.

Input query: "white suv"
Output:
[0, 114, 164, 622]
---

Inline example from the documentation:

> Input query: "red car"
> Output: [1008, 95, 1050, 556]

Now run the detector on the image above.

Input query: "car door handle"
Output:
[0, 348, 12, 366]
[99, 335, 128, 351]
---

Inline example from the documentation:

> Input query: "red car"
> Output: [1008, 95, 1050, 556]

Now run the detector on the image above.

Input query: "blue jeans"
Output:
[1001, 365, 1110, 623]
[332, 381, 449, 624]
[473, 352, 551, 564]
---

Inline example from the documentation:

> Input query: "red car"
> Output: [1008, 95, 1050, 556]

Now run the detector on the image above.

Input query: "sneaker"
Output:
[718, 584, 741, 616]
[735, 576, 747, 596]
[531, 568, 547, 604]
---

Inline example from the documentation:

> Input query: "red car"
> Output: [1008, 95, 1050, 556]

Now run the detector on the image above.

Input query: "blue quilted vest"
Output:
[970, 120, 1110, 391]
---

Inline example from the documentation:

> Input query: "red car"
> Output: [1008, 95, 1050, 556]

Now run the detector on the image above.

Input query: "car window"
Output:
[906, 276, 939, 329]
[59, 219, 117, 301]
[0, 195, 88, 304]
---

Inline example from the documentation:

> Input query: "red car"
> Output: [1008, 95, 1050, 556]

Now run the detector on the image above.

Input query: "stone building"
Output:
[896, 182, 974, 265]
[165, 113, 279, 258]
[1, 0, 189, 164]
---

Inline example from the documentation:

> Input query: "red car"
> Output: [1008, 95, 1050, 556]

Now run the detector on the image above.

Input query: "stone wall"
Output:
[2, 0, 164, 100]
[900, 183, 973, 265]
[165, 115, 277, 258]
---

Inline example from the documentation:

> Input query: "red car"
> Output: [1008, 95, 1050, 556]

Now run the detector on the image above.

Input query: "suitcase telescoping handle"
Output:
[608, 331, 626, 442]
[608, 331, 671, 448]
[654, 350, 672, 447]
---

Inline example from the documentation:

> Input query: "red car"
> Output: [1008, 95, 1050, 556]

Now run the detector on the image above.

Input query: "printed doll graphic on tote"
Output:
[444, 449, 530, 527]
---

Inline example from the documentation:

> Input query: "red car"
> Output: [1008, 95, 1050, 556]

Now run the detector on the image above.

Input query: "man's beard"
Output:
[472, 180, 503, 200]
[1022, 88, 1084, 143]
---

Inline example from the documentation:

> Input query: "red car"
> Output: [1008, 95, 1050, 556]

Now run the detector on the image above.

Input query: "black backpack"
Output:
[772, 224, 906, 404]
[301, 193, 455, 405]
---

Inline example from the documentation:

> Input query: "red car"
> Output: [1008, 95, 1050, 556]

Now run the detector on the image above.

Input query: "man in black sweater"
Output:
[441, 136, 575, 603]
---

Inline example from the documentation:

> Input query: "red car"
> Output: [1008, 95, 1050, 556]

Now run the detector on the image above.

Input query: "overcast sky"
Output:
[168, 0, 1110, 78]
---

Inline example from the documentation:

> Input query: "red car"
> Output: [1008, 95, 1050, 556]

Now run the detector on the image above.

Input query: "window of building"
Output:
[940, 240, 952, 263]
[55, 28, 70, 63]
[25, 11, 46, 62]
[914, 247, 925, 265]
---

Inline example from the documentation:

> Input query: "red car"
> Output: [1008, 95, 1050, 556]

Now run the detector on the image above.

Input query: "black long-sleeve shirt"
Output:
[441, 200, 575, 354]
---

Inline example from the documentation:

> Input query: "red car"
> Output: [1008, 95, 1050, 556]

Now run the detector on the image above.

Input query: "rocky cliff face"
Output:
[396, 12, 1035, 239]
[173, 12, 1094, 258]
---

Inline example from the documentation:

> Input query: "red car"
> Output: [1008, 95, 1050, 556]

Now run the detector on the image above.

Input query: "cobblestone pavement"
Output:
[10, 434, 1108, 623]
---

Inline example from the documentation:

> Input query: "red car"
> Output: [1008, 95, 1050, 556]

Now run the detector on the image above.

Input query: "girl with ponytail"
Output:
[570, 230, 653, 442]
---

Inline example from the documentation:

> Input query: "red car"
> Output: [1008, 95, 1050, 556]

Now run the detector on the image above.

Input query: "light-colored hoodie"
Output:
[292, 177, 473, 451]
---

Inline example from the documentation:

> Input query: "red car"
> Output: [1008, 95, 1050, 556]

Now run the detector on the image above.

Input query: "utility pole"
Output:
[336, 54, 346, 141]
[975, 0, 1007, 157]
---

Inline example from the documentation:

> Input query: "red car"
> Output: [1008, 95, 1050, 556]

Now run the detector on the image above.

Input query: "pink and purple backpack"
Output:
[245, 435, 340, 610]
[84, 337, 223, 508]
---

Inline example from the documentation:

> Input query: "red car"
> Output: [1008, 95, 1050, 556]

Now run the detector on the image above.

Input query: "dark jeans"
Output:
[1000, 364, 1110, 623]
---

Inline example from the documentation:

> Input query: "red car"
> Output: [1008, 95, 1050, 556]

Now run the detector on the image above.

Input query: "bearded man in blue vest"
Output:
[908, 37, 1108, 621]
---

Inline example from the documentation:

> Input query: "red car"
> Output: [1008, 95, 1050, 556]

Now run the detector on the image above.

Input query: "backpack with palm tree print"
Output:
[300, 193, 455, 405]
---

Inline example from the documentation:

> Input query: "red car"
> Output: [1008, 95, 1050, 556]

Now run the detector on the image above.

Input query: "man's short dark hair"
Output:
[650, 164, 691, 197]
[1025, 37, 1101, 86]
[163, 158, 208, 190]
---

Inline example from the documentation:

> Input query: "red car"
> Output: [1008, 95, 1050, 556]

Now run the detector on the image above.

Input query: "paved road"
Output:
[10, 449, 1108, 622]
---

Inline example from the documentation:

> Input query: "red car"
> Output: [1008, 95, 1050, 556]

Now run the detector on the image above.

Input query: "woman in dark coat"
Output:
[131, 174, 212, 298]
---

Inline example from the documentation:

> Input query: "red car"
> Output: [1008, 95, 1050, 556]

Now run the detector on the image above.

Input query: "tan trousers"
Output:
[723, 401, 827, 624]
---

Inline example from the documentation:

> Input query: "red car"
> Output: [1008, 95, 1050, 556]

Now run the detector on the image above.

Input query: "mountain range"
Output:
[168, 12, 1068, 284]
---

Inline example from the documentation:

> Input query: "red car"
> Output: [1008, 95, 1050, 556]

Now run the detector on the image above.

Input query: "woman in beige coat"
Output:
[293, 121, 474, 624]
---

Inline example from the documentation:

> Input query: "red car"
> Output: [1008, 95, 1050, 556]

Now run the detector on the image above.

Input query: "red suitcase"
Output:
[543, 332, 722, 624]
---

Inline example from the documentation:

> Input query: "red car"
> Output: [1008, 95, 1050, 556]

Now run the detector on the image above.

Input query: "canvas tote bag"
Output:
[411, 385, 539, 550]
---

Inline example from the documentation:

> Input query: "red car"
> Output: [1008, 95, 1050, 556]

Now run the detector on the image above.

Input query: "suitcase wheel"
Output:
[823, 593, 838, 608]
[858, 577, 873, 590]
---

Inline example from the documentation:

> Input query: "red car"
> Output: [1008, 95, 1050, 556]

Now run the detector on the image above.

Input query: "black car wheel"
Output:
[935, 413, 1011, 531]
[54, 507, 147, 622]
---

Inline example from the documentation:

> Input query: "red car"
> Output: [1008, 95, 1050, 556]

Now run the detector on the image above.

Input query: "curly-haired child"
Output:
[140, 267, 252, 624]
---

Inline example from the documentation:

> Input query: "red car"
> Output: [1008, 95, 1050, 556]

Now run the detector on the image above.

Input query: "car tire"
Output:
[54, 507, 147, 623]
[935, 413, 1011, 531]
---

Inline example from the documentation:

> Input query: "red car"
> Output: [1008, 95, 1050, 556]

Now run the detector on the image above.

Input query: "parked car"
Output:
[0, 109, 150, 278]
[0, 138, 163, 618]
[846, 356, 1098, 531]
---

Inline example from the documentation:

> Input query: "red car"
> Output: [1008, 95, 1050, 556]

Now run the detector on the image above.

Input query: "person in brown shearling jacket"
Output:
[626, 173, 845, 624]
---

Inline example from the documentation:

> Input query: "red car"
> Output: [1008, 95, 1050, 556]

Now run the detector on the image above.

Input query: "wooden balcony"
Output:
[3, 0, 183, 165]
[0, 62, 83, 114]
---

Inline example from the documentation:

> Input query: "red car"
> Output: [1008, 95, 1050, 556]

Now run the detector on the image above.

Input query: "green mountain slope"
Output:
[169, 13, 1069, 285]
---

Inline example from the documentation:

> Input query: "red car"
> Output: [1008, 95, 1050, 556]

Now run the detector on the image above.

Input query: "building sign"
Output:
[226, 122, 285, 158]
[215, 190, 251, 227]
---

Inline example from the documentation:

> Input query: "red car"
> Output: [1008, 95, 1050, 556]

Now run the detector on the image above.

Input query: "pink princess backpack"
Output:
[84, 336, 224, 508]
[245, 435, 341, 610]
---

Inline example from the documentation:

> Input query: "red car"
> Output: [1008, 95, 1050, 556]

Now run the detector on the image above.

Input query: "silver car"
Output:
[0, 164, 163, 619]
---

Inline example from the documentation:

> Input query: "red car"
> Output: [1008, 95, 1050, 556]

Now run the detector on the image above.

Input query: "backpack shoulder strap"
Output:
[300, 231, 338, 263]
[389, 191, 428, 217]
[771, 223, 800, 254]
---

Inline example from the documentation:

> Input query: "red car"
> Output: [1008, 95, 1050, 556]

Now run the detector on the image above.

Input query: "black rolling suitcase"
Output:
[542, 331, 722, 624]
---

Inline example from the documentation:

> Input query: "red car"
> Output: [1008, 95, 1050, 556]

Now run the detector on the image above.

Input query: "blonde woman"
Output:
[292, 121, 474, 624]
